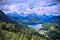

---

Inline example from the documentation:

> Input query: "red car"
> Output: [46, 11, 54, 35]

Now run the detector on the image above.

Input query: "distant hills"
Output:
[6, 12, 59, 25]
[1, 11, 58, 25]
[49, 16, 60, 25]
[7, 12, 24, 21]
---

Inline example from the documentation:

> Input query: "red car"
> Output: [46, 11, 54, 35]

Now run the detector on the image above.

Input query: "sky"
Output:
[0, 0, 60, 16]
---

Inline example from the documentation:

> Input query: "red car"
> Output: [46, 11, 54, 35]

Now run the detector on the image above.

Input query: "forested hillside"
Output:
[0, 22, 48, 40]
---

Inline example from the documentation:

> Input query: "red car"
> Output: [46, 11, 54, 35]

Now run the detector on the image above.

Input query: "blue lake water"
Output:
[28, 24, 42, 29]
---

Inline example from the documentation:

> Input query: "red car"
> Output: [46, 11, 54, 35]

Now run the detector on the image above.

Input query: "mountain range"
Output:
[1, 10, 60, 25]
[6, 12, 53, 25]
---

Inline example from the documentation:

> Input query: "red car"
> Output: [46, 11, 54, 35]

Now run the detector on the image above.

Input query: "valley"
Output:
[0, 10, 60, 40]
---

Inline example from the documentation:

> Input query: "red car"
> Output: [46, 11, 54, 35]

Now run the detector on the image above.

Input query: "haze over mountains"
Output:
[0, 10, 60, 25]
[5, 11, 60, 25]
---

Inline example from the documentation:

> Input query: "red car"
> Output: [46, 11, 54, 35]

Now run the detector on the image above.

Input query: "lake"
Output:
[28, 24, 42, 29]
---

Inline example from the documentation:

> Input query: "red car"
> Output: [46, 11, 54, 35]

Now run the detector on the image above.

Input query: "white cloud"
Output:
[0, 0, 60, 16]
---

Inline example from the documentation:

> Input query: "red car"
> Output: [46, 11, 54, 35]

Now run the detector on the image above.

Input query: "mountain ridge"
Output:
[6, 12, 60, 25]
[0, 10, 16, 23]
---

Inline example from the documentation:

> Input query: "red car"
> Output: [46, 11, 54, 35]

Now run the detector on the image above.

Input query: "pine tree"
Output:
[23, 37, 28, 40]
[0, 22, 7, 29]
[7, 23, 15, 31]
[13, 33, 19, 40]
[31, 35, 35, 40]
[19, 33, 24, 40]
[0, 22, 7, 40]
[0, 24, 2, 40]
[34, 35, 39, 40]
[37, 36, 40, 40]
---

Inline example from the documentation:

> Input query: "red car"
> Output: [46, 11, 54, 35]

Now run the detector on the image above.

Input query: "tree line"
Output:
[0, 22, 47, 40]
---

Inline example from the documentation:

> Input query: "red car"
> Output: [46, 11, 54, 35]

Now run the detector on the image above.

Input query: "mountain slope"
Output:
[7, 12, 24, 21]
[6, 13, 52, 24]
[49, 16, 60, 25]
[0, 10, 17, 24]
[20, 13, 41, 24]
